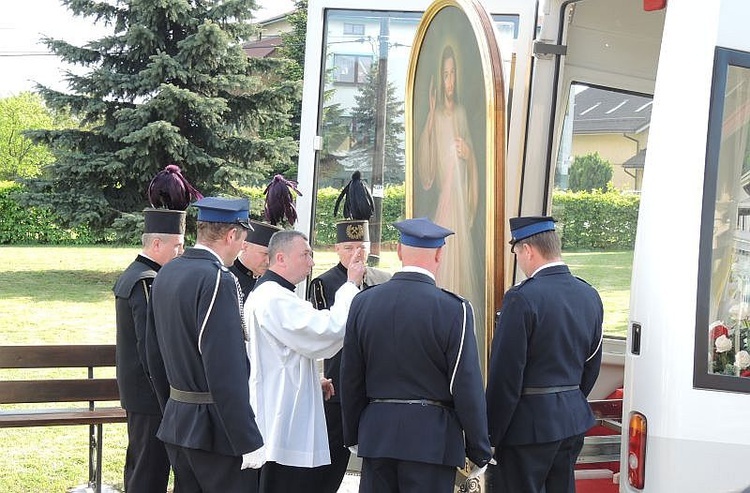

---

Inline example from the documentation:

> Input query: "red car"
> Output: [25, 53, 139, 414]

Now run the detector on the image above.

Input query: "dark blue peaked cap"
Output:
[393, 217, 454, 248]
[509, 215, 556, 244]
[192, 197, 253, 230]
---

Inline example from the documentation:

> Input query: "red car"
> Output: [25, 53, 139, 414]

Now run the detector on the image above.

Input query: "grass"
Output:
[564, 250, 633, 338]
[0, 245, 632, 491]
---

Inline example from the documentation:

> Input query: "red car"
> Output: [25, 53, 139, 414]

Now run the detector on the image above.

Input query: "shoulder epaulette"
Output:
[137, 269, 157, 281]
[440, 288, 467, 303]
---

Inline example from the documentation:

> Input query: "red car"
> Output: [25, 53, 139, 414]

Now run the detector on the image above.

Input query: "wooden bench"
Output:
[0, 345, 127, 493]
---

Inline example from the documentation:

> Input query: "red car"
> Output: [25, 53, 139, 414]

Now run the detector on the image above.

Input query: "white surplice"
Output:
[244, 279, 358, 467]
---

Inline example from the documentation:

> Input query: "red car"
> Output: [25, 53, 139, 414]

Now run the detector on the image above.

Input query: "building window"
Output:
[332, 54, 372, 84]
[343, 23, 365, 35]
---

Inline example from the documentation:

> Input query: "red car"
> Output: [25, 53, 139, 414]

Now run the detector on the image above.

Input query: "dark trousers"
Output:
[259, 461, 322, 493]
[164, 443, 259, 493]
[124, 411, 170, 493]
[359, 457, 456, 493]
[308, 401, 351, 493]
[488, 433, 585, 493]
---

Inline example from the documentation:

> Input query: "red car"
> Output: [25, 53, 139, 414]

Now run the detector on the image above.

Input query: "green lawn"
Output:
[0, 245, 632, 491]
[564, 250, 633, 338]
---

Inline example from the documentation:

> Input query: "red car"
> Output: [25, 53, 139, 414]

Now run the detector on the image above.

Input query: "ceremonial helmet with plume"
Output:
[147, 164, 203, 210]
[263, 174, 302, 227]
[334, 171, 374, 221]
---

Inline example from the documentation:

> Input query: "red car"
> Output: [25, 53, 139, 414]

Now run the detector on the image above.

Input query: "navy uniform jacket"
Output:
[309, 263, 392, 403]
[486, 264, 603, 447]
[340, 271, 492, 468]
[228, 257, 256, 300]
[145, 247, 263, 456]
[113, 255, 161, 414]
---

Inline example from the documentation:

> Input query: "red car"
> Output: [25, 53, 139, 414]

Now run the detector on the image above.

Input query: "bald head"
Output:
[397, 242, 443, 275]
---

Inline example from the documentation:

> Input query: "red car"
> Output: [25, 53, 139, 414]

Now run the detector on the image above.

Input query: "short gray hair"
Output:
[268, 230, 308, 264]
[142, 232, 181, 248]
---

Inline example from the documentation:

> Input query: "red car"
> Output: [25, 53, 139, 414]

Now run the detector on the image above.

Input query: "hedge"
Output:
[1, 182, 638, 249]
[0, 181, 97, 244]
[551, 189, 640, 249]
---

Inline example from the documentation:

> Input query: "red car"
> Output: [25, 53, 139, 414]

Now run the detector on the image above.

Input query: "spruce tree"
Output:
[347, 63, 405, 185]
[23, 0, 300, 237]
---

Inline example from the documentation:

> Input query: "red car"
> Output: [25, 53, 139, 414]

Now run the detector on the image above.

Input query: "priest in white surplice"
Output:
[244, 229, 365, 492]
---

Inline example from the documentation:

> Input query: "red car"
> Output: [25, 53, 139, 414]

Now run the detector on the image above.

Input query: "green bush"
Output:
[569, 152, 613, 192]
[0, 182, 97, 244]
[552, 189, 639, 249]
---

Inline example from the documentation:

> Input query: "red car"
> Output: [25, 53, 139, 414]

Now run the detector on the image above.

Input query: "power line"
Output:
[0, 52, 56, 57]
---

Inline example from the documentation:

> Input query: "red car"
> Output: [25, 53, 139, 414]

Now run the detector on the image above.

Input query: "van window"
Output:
[553, 83, 650, 338]
[696, 47, 750, 392]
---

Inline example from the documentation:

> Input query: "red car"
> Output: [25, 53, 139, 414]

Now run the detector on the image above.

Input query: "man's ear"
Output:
[227, 227, 240, 244]
[435, 246, 443, 264]
[396, 243, 403, 261]
[273, 249, 286, 268]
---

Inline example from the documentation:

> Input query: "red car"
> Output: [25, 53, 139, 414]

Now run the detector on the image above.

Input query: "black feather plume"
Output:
[263, 174, 302, 226]
[147, 164, 203, 210]
[333, 171, 374, 220]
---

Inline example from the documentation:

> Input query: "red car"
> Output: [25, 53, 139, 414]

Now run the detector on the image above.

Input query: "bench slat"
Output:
[0, 345, 116, 369]
[0, 408, 126, 427]
[0, 379, 120, 404]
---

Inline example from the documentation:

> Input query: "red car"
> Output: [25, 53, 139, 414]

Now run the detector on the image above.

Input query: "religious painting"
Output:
[406, 0, 505, 374]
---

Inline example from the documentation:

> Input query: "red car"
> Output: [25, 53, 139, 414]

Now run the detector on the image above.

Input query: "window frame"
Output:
[331, 53, 373, 85]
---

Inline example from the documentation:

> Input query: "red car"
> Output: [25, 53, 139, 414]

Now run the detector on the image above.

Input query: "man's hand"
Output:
[321, 377, 334, 401]
[241, 445, 266, 470]
[346, 250, 366, 287]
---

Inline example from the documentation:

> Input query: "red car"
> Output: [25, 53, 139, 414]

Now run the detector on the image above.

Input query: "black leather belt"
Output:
[370, 398, 453, 409]
[521, 385, 579, 395]
[170, 386, 215, 404]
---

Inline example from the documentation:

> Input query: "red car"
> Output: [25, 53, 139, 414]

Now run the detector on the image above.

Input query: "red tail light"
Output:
[627, 412, 647, 489]
[643, 0, 667, 11]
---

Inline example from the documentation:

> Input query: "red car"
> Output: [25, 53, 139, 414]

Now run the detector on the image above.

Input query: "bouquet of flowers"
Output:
[709, 316, 750, 377]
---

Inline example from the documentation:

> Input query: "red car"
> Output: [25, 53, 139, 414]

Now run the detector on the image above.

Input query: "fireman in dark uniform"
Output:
[145, 197, 265, 492]
[114, 208, 185, 493]
[486, 216, 603, 493]
[341, 217, 492, 493]
[229, 220, 282, 299]
[308, 220, 392, 492]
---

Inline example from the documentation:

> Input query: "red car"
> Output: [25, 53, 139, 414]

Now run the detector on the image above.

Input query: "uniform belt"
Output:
[521, 385, 579, 395]
[370, 398, 453, 409]
[170, 386, 215, 404]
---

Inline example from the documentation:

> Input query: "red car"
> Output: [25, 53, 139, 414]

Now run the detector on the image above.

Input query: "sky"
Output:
[0, 0, 295, 97]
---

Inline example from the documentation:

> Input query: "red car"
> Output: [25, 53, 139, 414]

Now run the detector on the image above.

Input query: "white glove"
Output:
[468, 464, 487, 479]
[241, 445, 266, 470]
[348, 445, 359, 455]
